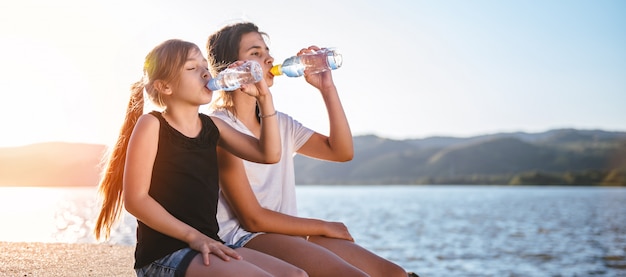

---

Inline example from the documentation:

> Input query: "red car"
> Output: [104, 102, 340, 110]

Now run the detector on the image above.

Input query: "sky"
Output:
[1, 0, 625, 147]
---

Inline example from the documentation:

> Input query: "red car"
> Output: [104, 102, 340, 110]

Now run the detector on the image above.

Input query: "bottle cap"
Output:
[270, 64, 283, 76]
[206, 78, 220, 91]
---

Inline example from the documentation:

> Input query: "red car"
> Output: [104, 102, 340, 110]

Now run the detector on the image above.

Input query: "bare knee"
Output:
[233, 270, 274, 277]
[376, 262, 407, 277]
[275, 267, 308, 277]
[329, 266, 369, 277]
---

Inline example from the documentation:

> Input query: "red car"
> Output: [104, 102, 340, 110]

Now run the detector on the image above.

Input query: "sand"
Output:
[0, 242, 135, 277]
[0, 242, 420, 277]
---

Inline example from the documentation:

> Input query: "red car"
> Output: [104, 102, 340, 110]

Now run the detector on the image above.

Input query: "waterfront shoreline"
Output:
[0, 241, 135, 276]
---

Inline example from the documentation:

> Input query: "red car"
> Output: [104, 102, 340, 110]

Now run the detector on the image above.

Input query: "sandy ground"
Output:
[0, 242, 135, 277]
[0, 241, 420, 277]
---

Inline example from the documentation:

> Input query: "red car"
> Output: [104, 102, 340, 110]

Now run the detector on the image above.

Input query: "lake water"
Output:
[0, 185, 625, 276]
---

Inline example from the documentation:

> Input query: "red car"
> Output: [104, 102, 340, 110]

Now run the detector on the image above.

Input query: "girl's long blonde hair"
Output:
[94, 39, 198, 240]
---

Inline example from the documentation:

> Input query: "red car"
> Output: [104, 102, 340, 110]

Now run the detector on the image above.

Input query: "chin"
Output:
[266, 77, 274, 87]
[204, 90, 213, 101]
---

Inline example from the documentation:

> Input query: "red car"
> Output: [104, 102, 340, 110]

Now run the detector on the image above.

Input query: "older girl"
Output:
[207, 22, 407, 277]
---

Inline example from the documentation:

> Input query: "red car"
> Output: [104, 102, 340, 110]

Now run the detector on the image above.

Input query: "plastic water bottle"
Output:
[207, 60, 263, 91]
[270, 48, 342, 77]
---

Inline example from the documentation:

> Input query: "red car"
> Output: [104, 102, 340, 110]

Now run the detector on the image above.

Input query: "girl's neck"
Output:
[233, 91, 262, 136]
[162, 107, 202, 138]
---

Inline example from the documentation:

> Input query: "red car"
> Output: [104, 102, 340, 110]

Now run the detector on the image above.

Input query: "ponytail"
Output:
[94, 39, 197, 239]
[94, 81, 145, 240]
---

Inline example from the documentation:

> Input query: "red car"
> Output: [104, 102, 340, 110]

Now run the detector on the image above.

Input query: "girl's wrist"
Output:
[255, 92, 272, 100]
[258, 110, 277, 118]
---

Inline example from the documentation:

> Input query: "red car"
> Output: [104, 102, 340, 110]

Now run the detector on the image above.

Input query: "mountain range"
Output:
[1, 128, 625, 187]
[294, 128, 626, 185]
[0, 142, 105, 187]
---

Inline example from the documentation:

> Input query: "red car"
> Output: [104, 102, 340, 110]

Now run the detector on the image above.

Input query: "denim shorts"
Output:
[231, 232, 264, 248]
[135, 248, 198, 277]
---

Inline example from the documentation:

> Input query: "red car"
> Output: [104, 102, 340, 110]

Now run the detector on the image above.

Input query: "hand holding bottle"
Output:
[270, 46, 342, 78]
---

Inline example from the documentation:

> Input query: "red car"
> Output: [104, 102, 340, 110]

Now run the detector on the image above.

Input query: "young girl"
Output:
[207, 22, 408, 277]
[94, 39, 307, 277]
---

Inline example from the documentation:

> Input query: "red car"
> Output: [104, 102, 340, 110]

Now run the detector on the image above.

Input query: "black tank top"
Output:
[134, 111, 222, 268]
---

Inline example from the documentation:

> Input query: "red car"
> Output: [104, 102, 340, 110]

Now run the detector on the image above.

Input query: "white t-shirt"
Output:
[211, 110, 314, 245]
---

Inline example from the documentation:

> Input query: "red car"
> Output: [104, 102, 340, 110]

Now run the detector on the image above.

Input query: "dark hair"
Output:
[206, 22, 267, 76]
[206, 22, 269, 120]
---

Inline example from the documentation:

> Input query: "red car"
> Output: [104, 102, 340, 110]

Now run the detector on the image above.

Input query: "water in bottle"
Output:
[270, 48, 342, 77]
[207, 60, 263, 91]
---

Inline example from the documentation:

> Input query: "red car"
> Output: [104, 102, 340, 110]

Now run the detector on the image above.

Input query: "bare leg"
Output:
[185, 247, 307, 277]
[245, 233, 368, 277]
[237, 247, 308, 277]
[308, 235, 407, 277]
[185, 253, 270, 277]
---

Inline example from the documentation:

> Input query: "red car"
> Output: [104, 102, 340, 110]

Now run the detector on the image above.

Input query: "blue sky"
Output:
[0, 0, 624, 147]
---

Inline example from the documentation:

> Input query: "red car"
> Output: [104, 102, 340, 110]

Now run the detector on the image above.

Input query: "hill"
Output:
[294, 129, 626, 186]
[1, 129, 625, 187]
[0, 142, 106, 187]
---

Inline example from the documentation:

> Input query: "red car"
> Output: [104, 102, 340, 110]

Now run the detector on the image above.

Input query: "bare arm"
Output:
[217, 146, 353, 241]
[297, 46, 353, 162]
[123, 114, 240, 265]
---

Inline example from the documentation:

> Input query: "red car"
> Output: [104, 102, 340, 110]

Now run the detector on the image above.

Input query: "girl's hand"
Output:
[226, 60, 270, 98]
[322, 221, 354, 242]
[187, 233, 242, 266]
[299, 46, 336, 91]
[240, 77, 270, 98]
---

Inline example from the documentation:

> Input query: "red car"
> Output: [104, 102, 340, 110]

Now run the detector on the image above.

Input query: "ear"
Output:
[154, 80, 173, 96]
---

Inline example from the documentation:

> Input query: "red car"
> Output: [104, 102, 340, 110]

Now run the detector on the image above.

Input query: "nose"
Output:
[202, 69, 211, 80]
[266, 55, 274, 66]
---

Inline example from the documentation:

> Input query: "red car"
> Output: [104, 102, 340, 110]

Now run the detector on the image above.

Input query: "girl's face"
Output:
[172, 48, 213, 105]
[238, 32, 275, 87]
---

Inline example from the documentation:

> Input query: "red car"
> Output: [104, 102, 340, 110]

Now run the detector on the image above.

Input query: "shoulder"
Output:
[132, 113, 161, 135]
[276, 111, 288, 120]
[138, 112, 160, 126]
[276, 111, 297, 124]
[208, 109, 235, 124]
[205, 111, 229, 133]
[199, 113, 220, 136]
[277, 111, 311, 133]
[127, 114, 161, 155]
